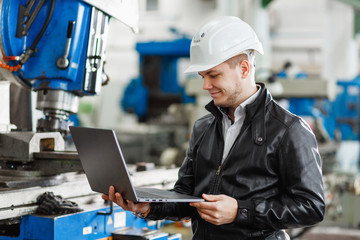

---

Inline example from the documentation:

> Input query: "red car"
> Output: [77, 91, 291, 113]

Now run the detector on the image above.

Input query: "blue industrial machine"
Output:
[275, 62, 360, 141]
[326, 79, 360, 140]
[0, 0, 138, 134]
[121, 37, 195, 120]
[0, 205, 180, 240]
[287, 79, 360, 141]
[0, 1, 184, 239]
[1, 0, 107, 134]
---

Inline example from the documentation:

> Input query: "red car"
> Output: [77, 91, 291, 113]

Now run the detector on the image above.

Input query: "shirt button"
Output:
[257, 137, 263, 142]
[241, 209, 248, 217]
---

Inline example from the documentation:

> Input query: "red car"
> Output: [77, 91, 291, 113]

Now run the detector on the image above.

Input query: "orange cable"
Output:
[0, 59, 21, 72]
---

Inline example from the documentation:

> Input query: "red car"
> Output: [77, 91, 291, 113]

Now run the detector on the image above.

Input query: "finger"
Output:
[115, 192, 128, 208]
[197, 207, 217, 218]
[197, 207, 226, 226]
[190, 201, 215, 210]
[102, 194, 109, 200]
[202, 193, 223, 202]
[126, 200, 140, 212]
[189, 194, 222, 207]
[189, 202, 200, 207]
[118, 198, 150, 213]
[109, 186, 116, 202]
[196, 208, 217, 225]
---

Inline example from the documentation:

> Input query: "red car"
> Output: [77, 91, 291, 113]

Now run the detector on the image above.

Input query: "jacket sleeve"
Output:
[235, 118, 325, 229]
[146, 126, 199, 221]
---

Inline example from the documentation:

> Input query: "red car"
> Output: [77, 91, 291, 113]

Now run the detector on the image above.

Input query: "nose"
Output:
[202, 77, 212, 90]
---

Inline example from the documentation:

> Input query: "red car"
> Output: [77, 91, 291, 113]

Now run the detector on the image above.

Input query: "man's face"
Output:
[199, 61, 244, 110]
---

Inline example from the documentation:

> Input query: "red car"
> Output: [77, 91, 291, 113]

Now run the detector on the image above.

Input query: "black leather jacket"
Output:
[147, 84, 325, 239]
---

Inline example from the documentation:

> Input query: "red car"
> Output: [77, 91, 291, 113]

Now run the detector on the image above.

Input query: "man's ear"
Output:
[240, 60, 250, 79]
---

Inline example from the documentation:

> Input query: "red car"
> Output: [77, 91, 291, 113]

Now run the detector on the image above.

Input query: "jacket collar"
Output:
[205, 82, 272, 145]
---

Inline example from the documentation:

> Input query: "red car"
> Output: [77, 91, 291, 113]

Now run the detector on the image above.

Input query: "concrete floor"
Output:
[298, 226, 360, 240]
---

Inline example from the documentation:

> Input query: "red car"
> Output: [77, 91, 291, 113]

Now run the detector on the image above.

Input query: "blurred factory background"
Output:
[1, 0, 360, 239]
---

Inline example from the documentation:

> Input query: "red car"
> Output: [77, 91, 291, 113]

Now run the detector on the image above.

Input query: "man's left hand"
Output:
[190, 194, 238, 225]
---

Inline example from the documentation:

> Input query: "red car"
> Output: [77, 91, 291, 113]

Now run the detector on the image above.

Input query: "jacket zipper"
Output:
[212, 164, 222, 195]
[211, 120, 224, 194]
[216, 165, 222, 175]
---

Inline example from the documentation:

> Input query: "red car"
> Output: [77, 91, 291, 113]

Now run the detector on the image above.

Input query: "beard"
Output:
[213, 89, 241, 109]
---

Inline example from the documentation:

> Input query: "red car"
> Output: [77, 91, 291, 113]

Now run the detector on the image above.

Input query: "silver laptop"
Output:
[70, 126, 204, 203]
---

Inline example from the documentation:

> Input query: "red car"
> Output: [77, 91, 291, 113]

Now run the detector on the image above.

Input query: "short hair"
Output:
[226, 50, 255, 69]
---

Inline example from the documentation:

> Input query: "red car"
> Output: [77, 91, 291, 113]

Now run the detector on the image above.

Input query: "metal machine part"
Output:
[0, 173, 95, 221]
[36, 90, 79, 133]
[0, 131, 85, 189]
[56, 21, 75, 69]
[0, 151, 83, 188]
[0, 167, 179, 221]
[83, 7, 109, 95]
[0, 132, 65, 162]
[0, 132, 79, 188]
[0, 81, 13, 132]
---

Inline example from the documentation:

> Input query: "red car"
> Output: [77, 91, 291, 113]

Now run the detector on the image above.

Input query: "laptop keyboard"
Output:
[135, 189, 170, 200]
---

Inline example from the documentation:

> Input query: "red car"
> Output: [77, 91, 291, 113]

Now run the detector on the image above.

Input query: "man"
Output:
[102, 16, 325, 240]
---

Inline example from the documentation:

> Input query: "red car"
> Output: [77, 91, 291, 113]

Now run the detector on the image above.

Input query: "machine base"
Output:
[0, 205, 181, 240]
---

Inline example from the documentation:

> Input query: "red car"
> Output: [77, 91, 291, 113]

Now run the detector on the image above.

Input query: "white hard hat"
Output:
[184, 16, 264, 73]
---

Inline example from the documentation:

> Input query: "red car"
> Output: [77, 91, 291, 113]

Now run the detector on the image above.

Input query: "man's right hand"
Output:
[102, 186, 150, 215]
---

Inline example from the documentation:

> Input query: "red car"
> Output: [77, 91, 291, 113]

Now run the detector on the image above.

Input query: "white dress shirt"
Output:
[220, 86, 261, 163]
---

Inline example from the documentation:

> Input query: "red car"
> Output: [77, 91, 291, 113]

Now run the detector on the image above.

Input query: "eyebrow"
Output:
[198, 70, 217, 77]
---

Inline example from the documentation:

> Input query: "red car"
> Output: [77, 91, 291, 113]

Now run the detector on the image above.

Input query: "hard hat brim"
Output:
[184, 63, 218, 74]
